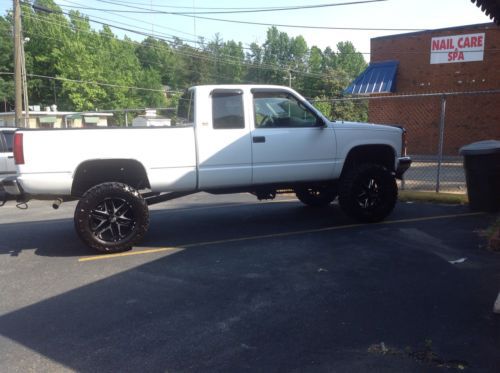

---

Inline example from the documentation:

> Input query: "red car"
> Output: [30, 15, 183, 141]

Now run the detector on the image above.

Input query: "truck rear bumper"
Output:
[1, 176, 24, 203]
[396, 157, 412, 179]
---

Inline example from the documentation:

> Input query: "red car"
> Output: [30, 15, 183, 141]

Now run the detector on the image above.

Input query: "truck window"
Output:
[253, 92, 318, 128]
[3, 132, 14, 152]
[212, 92, 245, 129]
[176, 89, 195, 126]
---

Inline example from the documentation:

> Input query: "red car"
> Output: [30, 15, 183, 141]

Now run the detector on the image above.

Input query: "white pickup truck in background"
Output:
[0, 127, 16, 182]
[2, 85, 411, 253]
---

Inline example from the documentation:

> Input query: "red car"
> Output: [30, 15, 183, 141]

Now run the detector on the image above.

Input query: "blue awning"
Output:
[344, 60, 399, 95]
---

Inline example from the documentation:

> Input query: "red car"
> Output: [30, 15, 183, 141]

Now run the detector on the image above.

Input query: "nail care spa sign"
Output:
[430, 33, 485, 64]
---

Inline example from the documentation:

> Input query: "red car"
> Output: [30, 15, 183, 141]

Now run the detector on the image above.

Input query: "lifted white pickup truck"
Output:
[2, 85, 411, 253]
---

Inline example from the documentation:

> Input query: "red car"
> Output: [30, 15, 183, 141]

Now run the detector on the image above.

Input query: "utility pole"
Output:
[21, 36, 29, 127]
[13, 0, 23, 127]
[287, 69, 292, 88]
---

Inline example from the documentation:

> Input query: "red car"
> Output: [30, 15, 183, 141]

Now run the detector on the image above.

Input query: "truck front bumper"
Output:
[395, 157, 412, 179]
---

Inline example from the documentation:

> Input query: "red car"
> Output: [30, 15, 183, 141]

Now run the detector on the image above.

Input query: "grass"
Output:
[398, 191, 468, 204]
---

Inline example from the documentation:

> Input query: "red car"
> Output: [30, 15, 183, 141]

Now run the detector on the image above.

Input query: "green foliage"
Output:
[0, 15, 14, 107]
[2, 4, 368, 119]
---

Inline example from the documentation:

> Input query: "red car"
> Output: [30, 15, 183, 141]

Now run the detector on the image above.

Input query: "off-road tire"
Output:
[339, 163, 397, 222]
[74, 182, 149, 253]
[295, 186, 337, 207]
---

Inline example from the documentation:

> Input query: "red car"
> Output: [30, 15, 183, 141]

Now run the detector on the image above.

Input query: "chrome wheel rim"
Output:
[355, 178, 381, 209]
[89, 198, 135, 242]
[307, 188, 323, 197]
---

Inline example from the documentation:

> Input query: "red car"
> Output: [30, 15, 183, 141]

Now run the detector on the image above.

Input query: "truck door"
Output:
[197, 89, 253, 189]
[251, 89, 336, 185]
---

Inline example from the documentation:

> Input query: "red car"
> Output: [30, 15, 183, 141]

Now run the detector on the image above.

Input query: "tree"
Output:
[2, 4, 369, 115]
[303, 46, 323, 98]
[218, 40, 245, 84]
[136, 37, 179, 88]
[22, 0, 72, 107]
[53, 11, 107, 110]
[262, 27, 291, 85]
[0, 15, 14, 111]
[245, 42, 263, 83]
[331, 41, 366, 80]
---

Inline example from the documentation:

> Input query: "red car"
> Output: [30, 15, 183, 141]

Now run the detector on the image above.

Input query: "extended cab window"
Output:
[253, 92, 318, 128]
[212, 91, 244, 129]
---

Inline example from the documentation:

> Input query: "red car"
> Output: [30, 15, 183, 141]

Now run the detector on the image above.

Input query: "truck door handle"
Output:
[8, 156, 14, 159]
[253, 136, 266, 143]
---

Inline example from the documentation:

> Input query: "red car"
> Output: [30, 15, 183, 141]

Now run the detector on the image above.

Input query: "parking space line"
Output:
[78, 211, 484, 263]
[78, 247, 182, 262]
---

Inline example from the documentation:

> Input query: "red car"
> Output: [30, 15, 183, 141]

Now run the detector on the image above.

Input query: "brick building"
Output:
[346, 23, 500, 156]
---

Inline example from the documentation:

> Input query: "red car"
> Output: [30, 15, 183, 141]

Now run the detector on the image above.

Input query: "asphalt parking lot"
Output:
[0, 193, 499, 372]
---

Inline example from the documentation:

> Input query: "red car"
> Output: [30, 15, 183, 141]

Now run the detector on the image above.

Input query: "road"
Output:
[0, 193, 499, 372]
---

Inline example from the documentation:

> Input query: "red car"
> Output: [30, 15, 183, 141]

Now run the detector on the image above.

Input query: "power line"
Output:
[21, 14, 500, 58]
[15, 29, 266, 85]
[63, 0, 387, 15]
[1, 71, 168, 92]
[60, 0, 199, 40]
[96, 0, 425, 31]
[22, 10, 347, 80]
[91, 0, 381, 11]
[19, 27, 346, 92]
[14, 3, 364, 95]
[10, 12, 500, 60]
[1, 69, 345, 99]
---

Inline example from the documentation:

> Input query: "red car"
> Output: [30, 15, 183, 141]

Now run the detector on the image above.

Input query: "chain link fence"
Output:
[56, 91, 499, 195]
[315, 90, 500, 194]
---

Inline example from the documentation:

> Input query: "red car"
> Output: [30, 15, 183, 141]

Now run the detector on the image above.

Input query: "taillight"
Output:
[14, 133, 24, 164]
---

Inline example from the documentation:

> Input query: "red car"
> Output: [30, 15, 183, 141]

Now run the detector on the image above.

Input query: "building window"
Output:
[83, 117, 100, 127]
[38, 116, 56, 128]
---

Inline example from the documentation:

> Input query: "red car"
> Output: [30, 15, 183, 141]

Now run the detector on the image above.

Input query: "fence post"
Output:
[436, 95, 447, 193]
[125, 110, 129, 127]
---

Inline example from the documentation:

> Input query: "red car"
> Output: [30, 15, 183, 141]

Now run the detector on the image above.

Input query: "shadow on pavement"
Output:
[0, 200, 348, 258]
[0, 202, 499, 371]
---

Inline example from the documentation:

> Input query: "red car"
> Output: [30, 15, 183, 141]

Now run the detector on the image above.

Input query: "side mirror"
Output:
[316, 117, 327, 128]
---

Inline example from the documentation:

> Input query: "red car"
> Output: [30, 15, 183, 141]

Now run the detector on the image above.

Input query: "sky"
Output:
[1, 0, 494, 62]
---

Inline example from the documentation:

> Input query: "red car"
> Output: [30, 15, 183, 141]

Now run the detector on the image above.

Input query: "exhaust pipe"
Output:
[52, 198, 63, 210]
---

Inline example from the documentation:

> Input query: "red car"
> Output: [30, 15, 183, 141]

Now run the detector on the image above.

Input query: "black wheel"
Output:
[295, 186, 337, 207]
[338, 163, 397, 222]
[74, 182, 149, 253]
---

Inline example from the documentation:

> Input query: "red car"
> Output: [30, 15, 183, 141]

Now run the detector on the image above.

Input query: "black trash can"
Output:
[459, 140, 500, 212]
